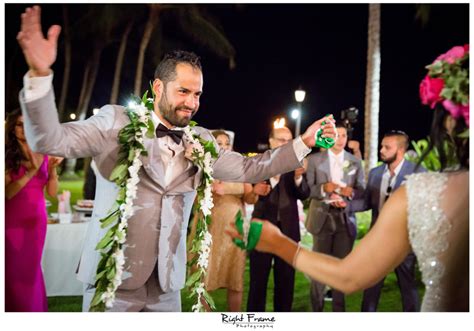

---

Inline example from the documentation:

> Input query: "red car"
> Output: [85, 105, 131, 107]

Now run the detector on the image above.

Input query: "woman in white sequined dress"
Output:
[228, 45, 469, 311]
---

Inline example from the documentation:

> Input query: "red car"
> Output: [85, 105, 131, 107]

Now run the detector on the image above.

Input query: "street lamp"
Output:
[291, 108, 300, 120]
[293, 89, 306, 137]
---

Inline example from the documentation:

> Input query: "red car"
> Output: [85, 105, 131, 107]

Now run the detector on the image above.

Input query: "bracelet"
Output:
[292, 242, 302, 268]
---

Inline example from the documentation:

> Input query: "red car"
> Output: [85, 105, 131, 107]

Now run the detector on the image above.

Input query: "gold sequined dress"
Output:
[189, 182, 247, 292]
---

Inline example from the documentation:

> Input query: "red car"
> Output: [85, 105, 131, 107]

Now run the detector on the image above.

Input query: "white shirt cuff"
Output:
[23, 71, 53, 102]
[295, 176, 303, 187]
[292, 136, 311, 161]
[321, 185, 326, 198]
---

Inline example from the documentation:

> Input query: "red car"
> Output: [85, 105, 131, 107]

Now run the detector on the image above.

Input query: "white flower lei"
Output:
[89, 93, 217, 312]
[182, 125, 218, 312]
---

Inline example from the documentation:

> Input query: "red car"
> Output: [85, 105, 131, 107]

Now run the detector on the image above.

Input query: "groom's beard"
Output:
[158, 92, 197, 128]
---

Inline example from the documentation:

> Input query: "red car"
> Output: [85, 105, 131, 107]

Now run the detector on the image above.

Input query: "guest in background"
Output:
[305, 123, 365, 312]
[5, 108, 63, 312]
[350, 130, 425, 312]
[347, 140, 362, 160]
[188, 130, 263, 311]
[83, 159, 97, 200]
[247, 126, 310, 312]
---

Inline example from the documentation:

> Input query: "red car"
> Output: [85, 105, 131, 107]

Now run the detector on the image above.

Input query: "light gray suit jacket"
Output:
[305, 150, 365, 235]
[20, 89, 303, 293]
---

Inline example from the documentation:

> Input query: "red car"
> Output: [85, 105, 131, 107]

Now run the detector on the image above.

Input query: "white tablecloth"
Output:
[41, 222, 89, 296]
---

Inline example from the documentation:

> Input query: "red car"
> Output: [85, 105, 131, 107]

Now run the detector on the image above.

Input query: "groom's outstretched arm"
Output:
[211, 117, 335, 183]
[20, 86, 117, 159]
[17, 5, 114, 158]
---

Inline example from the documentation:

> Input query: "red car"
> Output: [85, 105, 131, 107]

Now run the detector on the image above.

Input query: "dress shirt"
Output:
[328, 149, 346, 187]
[149, 112, 187, 186]
[379, 158, 405, 211]
[320, 149, 346, 198]
[23, 71, 53, 102]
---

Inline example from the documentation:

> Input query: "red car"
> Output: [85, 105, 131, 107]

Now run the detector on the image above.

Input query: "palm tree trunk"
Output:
[58, 5, 72, 122]
[134, 5, 161, 95]
[76, 64, 91, 119]
[110, 19, 134, 104]
[63, 47, 101, 180]
[364, 4, 381, 176]
[78, 48, 102, 120]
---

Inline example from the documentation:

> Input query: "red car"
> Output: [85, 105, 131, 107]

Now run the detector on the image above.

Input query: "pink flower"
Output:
[463, 106, 469, 127]
[442, 99, 470, 127]
[435, 45, 468, 64]
[420, 75, 445, 109]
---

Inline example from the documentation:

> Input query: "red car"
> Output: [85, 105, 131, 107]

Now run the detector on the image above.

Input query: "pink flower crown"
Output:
[419, 45, 469, 127]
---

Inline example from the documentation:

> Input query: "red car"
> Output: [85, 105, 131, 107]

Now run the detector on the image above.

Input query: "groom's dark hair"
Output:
[154, 50, 202, 83]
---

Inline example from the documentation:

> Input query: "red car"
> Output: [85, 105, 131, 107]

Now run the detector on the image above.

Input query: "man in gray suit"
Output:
[350, 130, 425, 312]
[305, 123, 365, 311]
[16, 6, 335, 312]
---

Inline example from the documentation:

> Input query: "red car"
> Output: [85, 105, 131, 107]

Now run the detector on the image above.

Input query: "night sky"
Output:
[5, 3, 470, 154]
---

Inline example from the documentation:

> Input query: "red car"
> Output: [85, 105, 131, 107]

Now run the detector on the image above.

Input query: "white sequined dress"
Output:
[406, 171, 469, 311]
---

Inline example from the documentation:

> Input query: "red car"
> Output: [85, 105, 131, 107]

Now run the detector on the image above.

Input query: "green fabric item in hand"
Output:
[315, 114, 336, 149]
[233, 210, 263, 251]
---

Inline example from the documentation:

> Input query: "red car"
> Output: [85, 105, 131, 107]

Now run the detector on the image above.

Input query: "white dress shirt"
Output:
[150, 112, 188, 186]
[328, 149, 346, 187]
[379, 158, 405, 211]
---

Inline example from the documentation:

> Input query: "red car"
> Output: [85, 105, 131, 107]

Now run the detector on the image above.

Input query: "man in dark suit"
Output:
[305, 123, 365, 312]
[350, 130, 425, 312]
[247, 126, 310, 312]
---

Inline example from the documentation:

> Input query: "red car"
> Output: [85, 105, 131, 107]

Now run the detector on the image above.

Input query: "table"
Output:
[41, 221, 89, 296]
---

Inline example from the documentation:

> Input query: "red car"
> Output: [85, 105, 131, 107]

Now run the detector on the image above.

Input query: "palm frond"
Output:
[415, 4, 431, 28]
[177, 6, 236, 69]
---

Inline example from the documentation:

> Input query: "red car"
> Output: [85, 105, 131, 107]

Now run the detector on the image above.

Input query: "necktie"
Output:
[384, 174, 395, 202]
[155, 123, 184, 144]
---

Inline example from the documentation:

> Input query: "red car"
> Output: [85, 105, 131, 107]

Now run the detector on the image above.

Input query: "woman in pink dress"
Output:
[5, 109, 62, 312]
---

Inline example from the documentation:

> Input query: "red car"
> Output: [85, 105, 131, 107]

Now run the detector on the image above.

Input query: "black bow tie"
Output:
[155, 123, 184, 144]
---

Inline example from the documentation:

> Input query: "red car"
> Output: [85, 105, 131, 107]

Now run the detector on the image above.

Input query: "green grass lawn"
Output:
[46, 178, 425, 312]
[48, 254, 424, 312]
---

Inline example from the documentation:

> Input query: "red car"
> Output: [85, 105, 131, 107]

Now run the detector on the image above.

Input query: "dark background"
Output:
[4, 3, 469, 154]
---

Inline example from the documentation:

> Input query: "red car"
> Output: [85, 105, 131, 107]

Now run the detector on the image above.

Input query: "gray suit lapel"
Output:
[166, 161, 198, 193]
[317, 152, 331, 182]
[372, 167, 384, 210]
[141, 138, 167, 190]
[394, 161, 411, 189]
[342, 152, 351, 184]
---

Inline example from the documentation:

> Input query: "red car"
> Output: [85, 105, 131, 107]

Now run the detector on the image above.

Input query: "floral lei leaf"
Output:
[89, 91, 153, 312]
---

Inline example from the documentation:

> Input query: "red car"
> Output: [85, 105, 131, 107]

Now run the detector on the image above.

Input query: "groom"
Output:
[17, 6, 335, 312]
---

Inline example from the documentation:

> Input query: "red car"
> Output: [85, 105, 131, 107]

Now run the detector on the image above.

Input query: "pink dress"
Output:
[5, 156, 49, 312]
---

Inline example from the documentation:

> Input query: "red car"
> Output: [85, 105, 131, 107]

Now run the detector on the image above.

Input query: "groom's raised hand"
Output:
[301, 115, 336, 148]
[17, 6, 61, 77]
